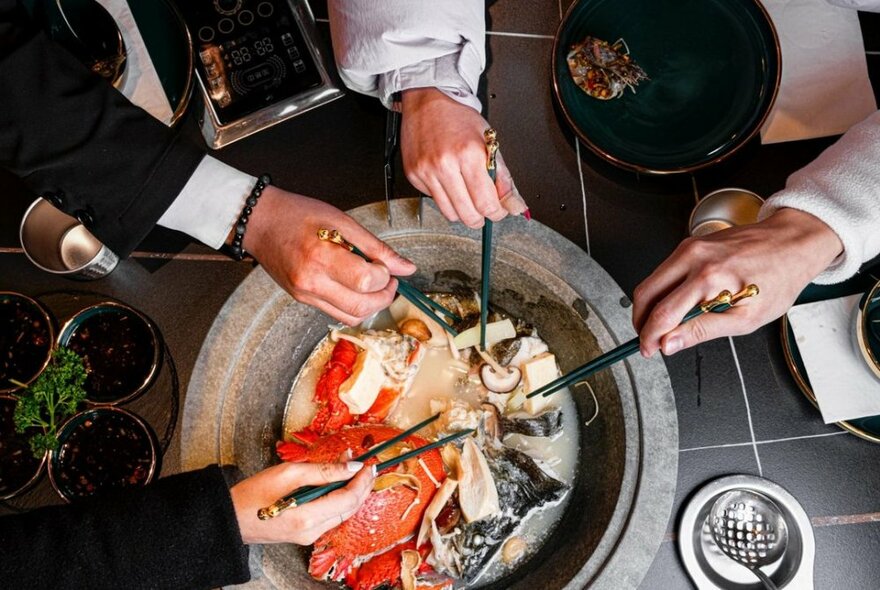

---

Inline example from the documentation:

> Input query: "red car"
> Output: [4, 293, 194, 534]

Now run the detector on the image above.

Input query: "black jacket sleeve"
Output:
[0, 0, 205, 257]
[0, 465, 251, 589]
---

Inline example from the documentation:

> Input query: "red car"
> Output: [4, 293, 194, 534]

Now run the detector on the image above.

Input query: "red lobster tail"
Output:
[311, 339, 358, 435]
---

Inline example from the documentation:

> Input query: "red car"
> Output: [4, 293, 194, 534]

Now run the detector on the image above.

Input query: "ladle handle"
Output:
[752, 567, 779, 590]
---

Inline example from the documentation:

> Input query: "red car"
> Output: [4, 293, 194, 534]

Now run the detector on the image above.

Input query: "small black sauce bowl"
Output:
[0, 292, 55, 395]
[48, 406, 158, 503]
[58, 302, 161, 405]
[0, 394, 47, 500]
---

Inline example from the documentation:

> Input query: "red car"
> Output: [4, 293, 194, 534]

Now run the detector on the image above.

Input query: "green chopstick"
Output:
[526, 285, 759, 400]
[258, 426, 472, 520]
[480, 128, 500, 350]
[480, 220, 492, 350]
[317, 228, 461, 331]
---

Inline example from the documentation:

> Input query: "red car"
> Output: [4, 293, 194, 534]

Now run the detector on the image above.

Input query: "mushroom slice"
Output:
[479, 363, 521, 393]
[502, 536, 527, 565]
[458, 438, 500, 523]
[417, 476, 459, 547]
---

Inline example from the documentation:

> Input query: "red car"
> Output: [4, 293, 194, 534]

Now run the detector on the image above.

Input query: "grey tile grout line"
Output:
[728, 336, 764, 476]
[679, 429, 848, 453]
[314, 17, 556, 40]
[487, 31, 555, 40]
[574, 139, 591, 257]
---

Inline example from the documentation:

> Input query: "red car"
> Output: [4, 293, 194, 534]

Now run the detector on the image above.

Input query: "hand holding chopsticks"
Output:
[258, 414, 471, 520]
[318, 228, 461, 334]
[526, 285, 759, 401]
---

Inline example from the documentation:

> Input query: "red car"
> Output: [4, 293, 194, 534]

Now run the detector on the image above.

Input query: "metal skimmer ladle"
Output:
[710, 489, 789, 590]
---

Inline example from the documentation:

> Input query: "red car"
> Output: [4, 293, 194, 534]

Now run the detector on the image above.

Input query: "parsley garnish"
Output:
[11, 347, 87, 457]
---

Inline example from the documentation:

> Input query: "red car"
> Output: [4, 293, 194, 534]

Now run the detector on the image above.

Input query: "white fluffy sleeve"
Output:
[759, 110, 880, 284]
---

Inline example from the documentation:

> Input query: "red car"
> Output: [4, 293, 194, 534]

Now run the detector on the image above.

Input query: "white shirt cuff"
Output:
[157, 156, 256, 249]
[379, 50, 483, 112]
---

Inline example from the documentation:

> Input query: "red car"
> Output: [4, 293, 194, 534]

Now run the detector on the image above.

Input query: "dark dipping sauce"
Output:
[65, 307, 157, 403]
[0, 295, 52, 390]
[53, 409, 154, 500]
[0, 397, 44, 498]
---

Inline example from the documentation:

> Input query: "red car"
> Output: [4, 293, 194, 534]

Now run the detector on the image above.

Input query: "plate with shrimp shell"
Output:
[553, 0, 781, 174]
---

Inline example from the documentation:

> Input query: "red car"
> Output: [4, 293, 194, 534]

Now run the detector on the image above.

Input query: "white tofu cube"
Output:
[522, 352, 559, 415]
[339, 351, 386, 414]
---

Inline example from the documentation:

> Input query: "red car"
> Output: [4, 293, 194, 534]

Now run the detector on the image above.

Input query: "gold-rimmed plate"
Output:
[780, 315, 880, 444]
[855, 280, 880, 380]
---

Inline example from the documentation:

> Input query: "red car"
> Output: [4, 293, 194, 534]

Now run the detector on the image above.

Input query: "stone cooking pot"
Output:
[181, 199, 677, 589]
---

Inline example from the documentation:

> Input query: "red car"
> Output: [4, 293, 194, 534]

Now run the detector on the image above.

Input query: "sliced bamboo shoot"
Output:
[452, 318, 516, 350]
[458, 438, 500, 522]
[416, 477, 459, 547]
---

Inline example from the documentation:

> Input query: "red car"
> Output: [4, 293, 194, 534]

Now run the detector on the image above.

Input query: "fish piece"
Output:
[500, 407, 564, 438]
[431, 443, 568, 583]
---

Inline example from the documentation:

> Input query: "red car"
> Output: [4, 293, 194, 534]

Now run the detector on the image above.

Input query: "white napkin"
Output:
[760, 0, 877, 144]
[787, 295, 880, 423]
[97, 0, 174, 125]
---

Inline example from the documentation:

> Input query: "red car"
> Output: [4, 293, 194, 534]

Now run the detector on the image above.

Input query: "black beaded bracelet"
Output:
[228, 173, 271, 261]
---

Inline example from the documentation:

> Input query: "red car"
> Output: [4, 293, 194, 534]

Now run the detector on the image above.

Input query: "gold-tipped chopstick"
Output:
[526, 285, 759, 400]
[258, 412, 445, 520]
[480, 128, 500, 350]
[318, 229, 461, 332]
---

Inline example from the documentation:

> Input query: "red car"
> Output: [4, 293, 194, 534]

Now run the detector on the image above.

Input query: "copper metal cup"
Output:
[689, 188, 764, 237]
[19, 198, 119, 279]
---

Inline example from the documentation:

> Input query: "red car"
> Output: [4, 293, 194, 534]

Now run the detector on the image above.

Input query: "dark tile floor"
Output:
[1, 1, 879, 588]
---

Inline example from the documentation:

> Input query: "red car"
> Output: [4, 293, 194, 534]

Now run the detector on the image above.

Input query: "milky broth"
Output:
[284, 310, 581, 587]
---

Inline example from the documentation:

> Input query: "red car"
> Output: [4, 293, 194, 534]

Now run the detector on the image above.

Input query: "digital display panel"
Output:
[178, 0, 322, 124]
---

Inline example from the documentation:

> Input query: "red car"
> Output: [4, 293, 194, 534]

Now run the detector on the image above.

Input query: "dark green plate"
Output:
[553, 0, 781, 174]
[781, 316, 880, 444]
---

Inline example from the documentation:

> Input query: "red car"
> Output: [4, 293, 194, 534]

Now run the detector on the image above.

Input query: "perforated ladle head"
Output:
[710, 489, 789, 590]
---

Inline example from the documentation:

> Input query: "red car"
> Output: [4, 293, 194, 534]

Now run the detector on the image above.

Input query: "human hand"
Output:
[230, 460, 375, 545]
[400, 88, 526, 228]
[243, 186, 416, 325]
[632, 208, 843, 357]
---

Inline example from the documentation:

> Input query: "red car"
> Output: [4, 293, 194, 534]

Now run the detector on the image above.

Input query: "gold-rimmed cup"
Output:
[689, 188, 764, 237]
[0, 292, 55, 395]
[20, 198, 119, 280]
[57, 302, 161, 405]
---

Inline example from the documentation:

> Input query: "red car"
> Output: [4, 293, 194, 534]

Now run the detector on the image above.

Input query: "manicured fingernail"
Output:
[347, 461, 364, 472]
[664, 337, 682, 355]
[524, 208, 532, 221]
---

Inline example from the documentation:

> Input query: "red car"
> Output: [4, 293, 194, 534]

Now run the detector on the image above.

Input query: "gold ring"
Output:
[484, 128, 499, 171]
